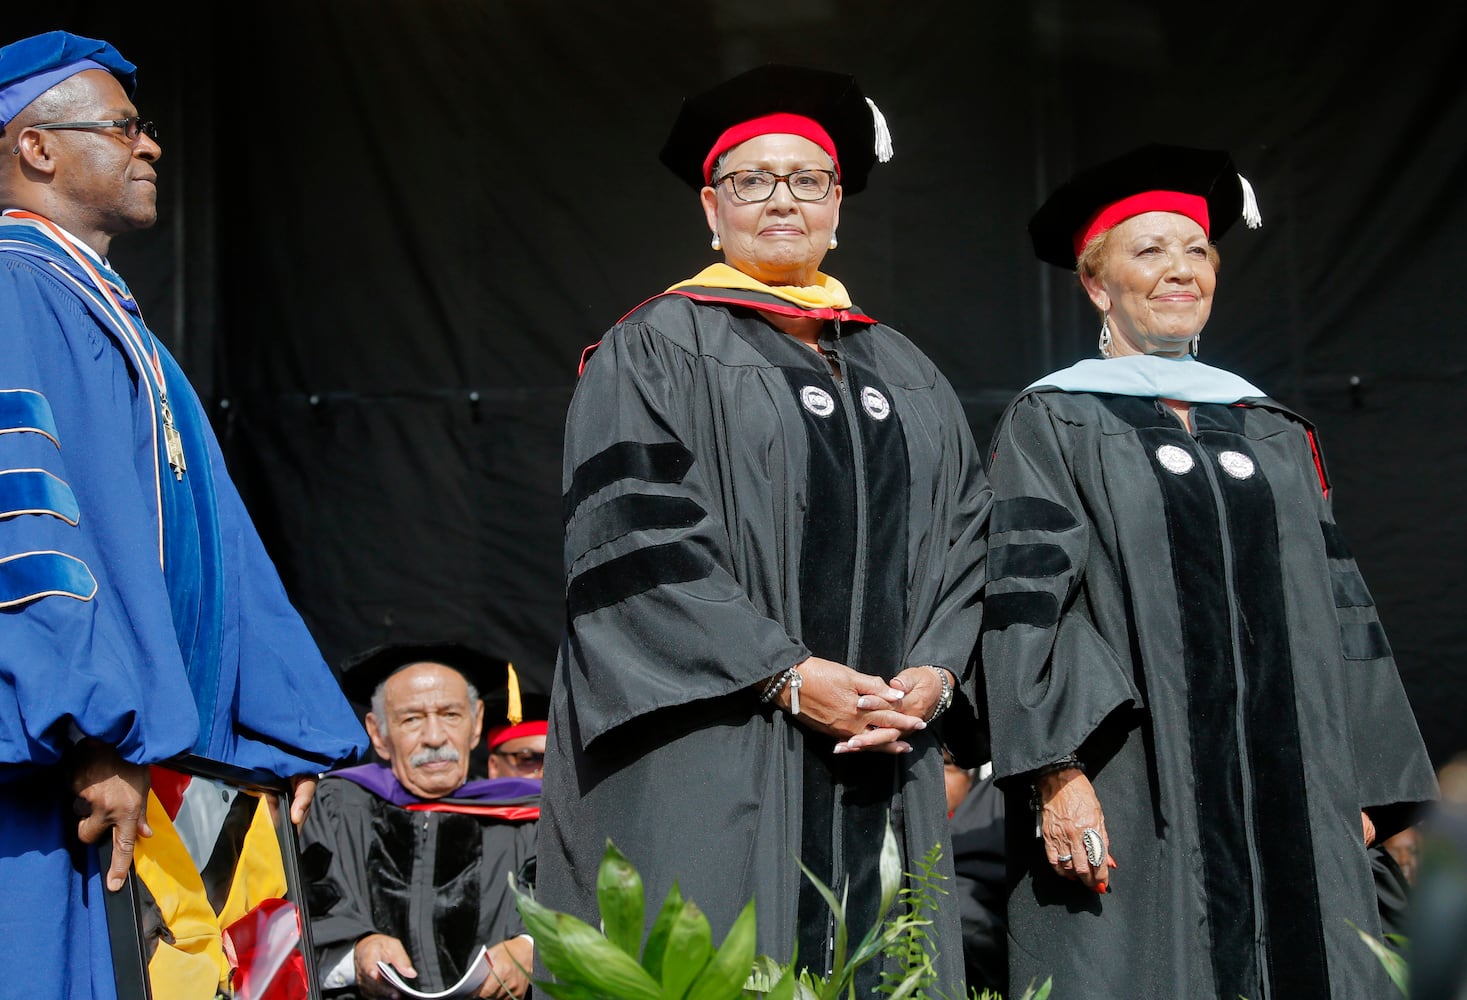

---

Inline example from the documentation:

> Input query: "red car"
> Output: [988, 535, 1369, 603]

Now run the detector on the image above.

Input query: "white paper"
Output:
[377, 946, 493, 1000]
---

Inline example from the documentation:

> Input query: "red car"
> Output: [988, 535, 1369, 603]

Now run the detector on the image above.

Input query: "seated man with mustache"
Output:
[301, 643, 544, 1000]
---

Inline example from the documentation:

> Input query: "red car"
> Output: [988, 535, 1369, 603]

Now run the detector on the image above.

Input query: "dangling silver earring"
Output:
[1099, 317, 1113, 358]
[828, 232, 839, 251]
[710, 232, 722, 251]
[1190, 332, 1201, 357]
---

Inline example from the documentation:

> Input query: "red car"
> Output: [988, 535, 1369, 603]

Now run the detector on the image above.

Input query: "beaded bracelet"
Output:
[1032, 753, 1084, 779]
[1030, 753, 1085, 814]
[759, 665, 798, 704]
[923, 665, 953, 723]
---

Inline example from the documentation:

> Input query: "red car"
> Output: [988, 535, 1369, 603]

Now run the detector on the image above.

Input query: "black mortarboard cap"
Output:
[659, 63, 892, 195]
[340, 641, 508, 707]
[1027, 143, 1262, 269]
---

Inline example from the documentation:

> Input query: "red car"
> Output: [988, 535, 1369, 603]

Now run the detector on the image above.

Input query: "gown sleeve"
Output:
[1306, 437, 1437, 840]
[0, 259, 200, 773]
[905, 369, 991, 739]
[559, 321, 809, 750]
[980, 393, 1139, 780]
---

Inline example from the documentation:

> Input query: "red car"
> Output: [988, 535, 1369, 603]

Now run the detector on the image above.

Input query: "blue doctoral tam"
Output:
[0, 30, 136, 128]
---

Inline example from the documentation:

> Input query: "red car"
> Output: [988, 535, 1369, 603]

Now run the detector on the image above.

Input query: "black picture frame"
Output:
[101, 753, 323, 1000]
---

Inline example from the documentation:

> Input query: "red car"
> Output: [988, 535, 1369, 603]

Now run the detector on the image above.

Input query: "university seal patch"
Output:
[800, 386, 836, 417]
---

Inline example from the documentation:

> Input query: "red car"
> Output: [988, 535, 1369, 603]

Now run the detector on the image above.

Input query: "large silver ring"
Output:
[1055, 853, 1073, 864]
[1082, 828, 1105, 868]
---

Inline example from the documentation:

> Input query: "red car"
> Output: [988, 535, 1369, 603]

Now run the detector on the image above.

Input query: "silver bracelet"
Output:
[923, 665, 953, 722]
[760, 665, 797, 703]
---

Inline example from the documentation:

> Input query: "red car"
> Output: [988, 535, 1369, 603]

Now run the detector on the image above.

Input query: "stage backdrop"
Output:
[12, 2, 1466, 761]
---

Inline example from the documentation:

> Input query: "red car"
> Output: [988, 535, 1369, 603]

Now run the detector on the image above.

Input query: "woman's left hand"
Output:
[1036, 768, 1114, 894]
[834, 665, 951, 754]
[883, 665, 951, 726]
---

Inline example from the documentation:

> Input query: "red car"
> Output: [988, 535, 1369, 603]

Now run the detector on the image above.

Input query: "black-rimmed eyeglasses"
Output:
[492, 748, 545, 770]
[714, 169, 836, 203]
[12, 116, 158, 154]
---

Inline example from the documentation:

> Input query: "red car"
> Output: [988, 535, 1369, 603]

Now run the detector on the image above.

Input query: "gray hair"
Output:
[370, 670, 479, 739]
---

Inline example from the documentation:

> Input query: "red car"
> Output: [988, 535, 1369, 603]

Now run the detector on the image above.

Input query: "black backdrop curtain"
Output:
[10, 2, 1466, 762]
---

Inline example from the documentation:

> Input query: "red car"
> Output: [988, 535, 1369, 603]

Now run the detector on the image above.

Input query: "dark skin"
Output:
[8, 73, 315, 887]
[1036, 767, 1376, 894]
[70, 740, 316, 892]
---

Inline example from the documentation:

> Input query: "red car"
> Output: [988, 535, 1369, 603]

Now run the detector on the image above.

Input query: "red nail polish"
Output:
[1096, 882, 1108, 894]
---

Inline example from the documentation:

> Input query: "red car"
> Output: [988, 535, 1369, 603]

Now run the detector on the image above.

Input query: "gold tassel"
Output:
[506, 663, 523, 725]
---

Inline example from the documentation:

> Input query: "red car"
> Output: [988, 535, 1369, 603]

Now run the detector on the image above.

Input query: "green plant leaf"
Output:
[794, 856, 846, 928]
[515, 890, 662, 1000]
[661, 899, 715, 1000]
[874, 960, 930, 1000]
[513, 887, 577, 981]
[763, 963, 799, 1000]
[532, 980, 605, 1000]
[643, 881, 687, 980]
[876, 817, 902, 921]
[1014, 976, 1053, 1000]
[554, 913, 666, 1000]
[743, 955, 784, 995]
[597, 841, 646, 960]
[686, 899, 758, 1000]
[1352, 925, 1408, 995]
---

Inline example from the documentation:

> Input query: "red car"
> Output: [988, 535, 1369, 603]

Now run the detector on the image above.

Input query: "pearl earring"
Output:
[828, 232, 839, 251]
[710, 233, 722, 251]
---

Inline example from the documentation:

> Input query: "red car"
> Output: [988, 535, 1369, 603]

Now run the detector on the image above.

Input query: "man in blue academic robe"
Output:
[0, 31, 367, 1000]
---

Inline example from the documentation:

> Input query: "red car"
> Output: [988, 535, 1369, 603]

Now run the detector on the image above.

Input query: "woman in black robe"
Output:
[981, 143, 1437, 999]
[536, 65, 988, 993]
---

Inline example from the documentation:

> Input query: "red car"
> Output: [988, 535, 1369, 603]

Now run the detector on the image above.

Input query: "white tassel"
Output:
[866, 97, 894, 163]
[1238, 173, 1263, 229]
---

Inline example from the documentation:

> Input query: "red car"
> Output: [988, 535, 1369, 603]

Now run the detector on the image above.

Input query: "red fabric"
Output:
[1306, 428, 1330, 498]
[668, 288, 876, 325]
[1074, 191, 1210, 258]
[701, 113, 839, 184]
[404, 802, 541, 821]
[486, 719, 548, 749]
[223, 898, 307, 1000]
[149, 766, 191, 820]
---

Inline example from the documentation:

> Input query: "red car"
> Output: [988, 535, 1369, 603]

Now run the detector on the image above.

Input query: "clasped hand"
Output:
[776, 657, 946, 754]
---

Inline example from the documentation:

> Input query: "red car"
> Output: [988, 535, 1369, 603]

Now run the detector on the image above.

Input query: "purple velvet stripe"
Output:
[330, 763, 541, 806]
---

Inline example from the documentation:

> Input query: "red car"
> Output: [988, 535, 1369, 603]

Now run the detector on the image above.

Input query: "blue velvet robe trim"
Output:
[0, 468, 81, 523]
[0, 217, 367, 1000]
[0, 387, 59, 439]
[0, 550, 97, 604]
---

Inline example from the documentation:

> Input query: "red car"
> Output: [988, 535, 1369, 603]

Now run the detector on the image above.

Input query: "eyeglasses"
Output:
[12, 116, 159, 154]
[491, 748, 545, 769]
[714, 168, 836, 203]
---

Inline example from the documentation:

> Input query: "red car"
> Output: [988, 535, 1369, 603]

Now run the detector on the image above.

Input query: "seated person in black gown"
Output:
[302, 643, 546, 999]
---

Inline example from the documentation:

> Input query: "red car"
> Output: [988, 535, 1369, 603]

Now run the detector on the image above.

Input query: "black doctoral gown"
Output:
[538, 283, 989, 991]
[981, 387, 1437, 1000]
[300, 771, 539, 997]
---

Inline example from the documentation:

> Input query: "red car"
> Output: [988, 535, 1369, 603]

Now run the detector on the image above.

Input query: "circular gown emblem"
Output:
[860, 386, 891, 421]
[800, 385, 836, 417]
[1218, 450, 1256, 479]
[1155, 444, 1195, 475]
